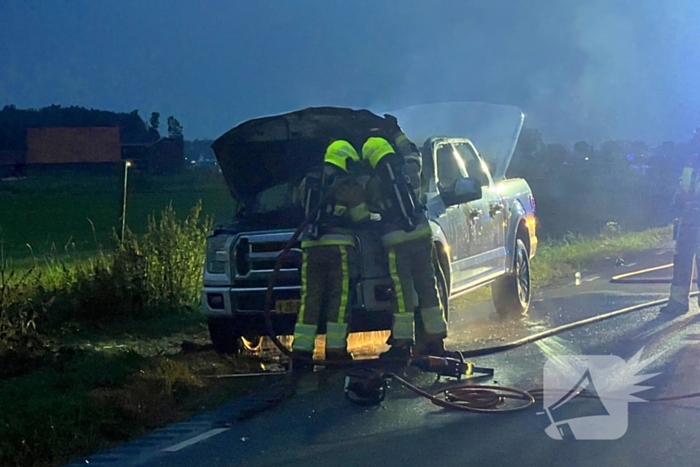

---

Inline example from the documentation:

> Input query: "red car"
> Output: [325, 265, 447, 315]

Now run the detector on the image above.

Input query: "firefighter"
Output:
[383, 113, 424, 199]
[660, 134, 700, 315]
[362, 136, 448, 358]
[292, 140, 370, 363]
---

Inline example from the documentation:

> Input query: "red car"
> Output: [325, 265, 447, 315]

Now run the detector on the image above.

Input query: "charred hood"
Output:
[212, 107, 395, 201]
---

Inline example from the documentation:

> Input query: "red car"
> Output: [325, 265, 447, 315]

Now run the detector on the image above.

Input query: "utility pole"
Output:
[121, 160, 132, 242]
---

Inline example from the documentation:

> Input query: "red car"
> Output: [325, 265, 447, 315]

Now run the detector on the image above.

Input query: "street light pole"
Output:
[121, 160, 132, 242]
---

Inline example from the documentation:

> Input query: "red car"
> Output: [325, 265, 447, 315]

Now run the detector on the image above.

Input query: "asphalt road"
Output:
[68, 243, 700, 467]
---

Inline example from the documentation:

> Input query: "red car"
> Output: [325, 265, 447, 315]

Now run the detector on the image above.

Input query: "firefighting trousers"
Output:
[386, 235, 447, 345]
[668, 211, 700, 308]
[293, 245, 357, 353]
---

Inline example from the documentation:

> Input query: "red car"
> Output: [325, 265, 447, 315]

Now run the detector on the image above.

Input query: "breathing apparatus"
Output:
[361, 137, 421, 232]
[302, 140, 362, 240]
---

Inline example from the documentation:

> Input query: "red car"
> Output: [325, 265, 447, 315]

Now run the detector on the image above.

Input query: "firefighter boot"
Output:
[292, 351, 314, 371]
[379, 343, 412, 361]
[325, 348, 353, 363]
[659, 300, 689, 317]
[415, 339, 446, 357]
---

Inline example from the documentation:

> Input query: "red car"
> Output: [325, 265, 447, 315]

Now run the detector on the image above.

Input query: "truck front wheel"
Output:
[492, 238, 531, 319]
[207, 317, 242, 354]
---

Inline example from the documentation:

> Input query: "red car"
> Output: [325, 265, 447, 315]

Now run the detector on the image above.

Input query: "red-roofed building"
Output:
[26, 127, 121, 173]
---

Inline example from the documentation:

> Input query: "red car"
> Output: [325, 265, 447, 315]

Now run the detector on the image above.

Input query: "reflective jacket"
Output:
[365, 154, 431, 247]
[300, 169, 370, 248]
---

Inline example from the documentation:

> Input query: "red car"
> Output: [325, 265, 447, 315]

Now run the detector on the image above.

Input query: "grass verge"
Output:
[0, 341, 269, 467]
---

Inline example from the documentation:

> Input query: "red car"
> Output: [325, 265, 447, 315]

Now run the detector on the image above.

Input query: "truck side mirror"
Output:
[441, 177, 482, 207]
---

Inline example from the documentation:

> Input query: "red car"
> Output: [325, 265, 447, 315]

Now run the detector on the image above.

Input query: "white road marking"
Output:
[584, 275, 600, 282]
[162, 428, 230, 452]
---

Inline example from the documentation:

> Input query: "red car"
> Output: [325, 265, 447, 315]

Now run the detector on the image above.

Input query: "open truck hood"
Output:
[212, 106, 394, 201]
[380, 101, 525, 182]
[212, 101, 525, 201]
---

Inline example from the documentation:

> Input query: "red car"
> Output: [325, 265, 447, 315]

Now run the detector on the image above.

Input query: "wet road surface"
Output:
[68, 245, 700, 467]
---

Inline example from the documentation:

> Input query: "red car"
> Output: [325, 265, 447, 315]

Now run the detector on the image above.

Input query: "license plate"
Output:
[275, 299, 301, 314]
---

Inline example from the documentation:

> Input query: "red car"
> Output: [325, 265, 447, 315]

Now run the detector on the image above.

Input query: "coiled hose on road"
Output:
[263, 216, 700, 413]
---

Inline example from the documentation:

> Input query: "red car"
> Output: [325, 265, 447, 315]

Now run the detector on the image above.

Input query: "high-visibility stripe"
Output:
[389, 248, 406, 314]
[382, 224, 432, 246]
[420, 306, 447, 337]
[338, 246, 350, 322]
[349, 203, 370, 222]
[294, 324, 316, 337]
[293, 324, 316, 352]
[392, 313, 414, 342]
[302, 234, 356, 248]
[326, 322, 348, 350]
[395, 133, 409, 147]
[297, 251, 309, 322]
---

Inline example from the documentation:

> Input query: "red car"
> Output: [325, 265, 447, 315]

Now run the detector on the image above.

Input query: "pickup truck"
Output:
[201, 101, 537, 353]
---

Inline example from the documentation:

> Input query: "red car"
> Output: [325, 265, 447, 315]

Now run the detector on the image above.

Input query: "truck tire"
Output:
[492, 238, 531, 319]
[207, 317, 242, 354]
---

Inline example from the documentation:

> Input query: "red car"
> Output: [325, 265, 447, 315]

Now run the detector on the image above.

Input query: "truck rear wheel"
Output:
[492, 238, 531, 319]
[207, 317, 242, 354]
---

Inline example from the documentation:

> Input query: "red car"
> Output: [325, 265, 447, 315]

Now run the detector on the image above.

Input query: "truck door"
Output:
[453, 140, 507, 278]
[434, 141, 472, 288]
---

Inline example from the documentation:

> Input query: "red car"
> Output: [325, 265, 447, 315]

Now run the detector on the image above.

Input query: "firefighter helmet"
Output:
[362, 137, 396, 169]
[324, 140, 360, 172]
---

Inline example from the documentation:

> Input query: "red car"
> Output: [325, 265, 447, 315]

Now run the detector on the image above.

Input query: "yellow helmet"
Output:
[362, 137, 395, 168]
[324, 140, 360, 172]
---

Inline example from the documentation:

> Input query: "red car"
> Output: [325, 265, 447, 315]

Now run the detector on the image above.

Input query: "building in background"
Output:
[26, 127, 122, 174]
[0, 126, 186, 179]
[120, 137, 184, 174]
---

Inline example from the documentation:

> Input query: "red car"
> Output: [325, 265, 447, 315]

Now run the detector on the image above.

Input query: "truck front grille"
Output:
[232, 232, 301, 288]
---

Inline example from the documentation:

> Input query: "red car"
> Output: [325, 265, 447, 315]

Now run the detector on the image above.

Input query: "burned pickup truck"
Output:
[201, 102, 537, 353]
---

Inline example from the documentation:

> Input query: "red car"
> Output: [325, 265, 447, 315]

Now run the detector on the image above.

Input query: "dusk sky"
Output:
[2, 0, 700, 144]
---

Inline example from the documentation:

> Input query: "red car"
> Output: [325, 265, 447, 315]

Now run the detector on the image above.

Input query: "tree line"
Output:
[0, 105, 183, 151]
[508, 128, 692, 239]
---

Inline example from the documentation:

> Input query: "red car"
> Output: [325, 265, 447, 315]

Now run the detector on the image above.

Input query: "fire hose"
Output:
[262, 207, 700, 412]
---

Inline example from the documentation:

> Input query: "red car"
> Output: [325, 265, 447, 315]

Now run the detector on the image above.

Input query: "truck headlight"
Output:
[206, 235, 228, 274]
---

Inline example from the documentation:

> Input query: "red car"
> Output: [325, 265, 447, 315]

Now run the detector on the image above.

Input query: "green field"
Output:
[0, 169, 235, 261]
